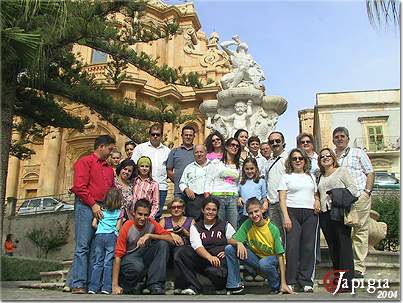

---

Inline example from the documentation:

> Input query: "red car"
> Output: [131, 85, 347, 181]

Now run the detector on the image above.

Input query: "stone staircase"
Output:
[23, 248, 399, 291]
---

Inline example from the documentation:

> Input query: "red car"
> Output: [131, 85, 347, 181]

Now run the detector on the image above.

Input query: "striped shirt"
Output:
[335, 147, 373, 194]
[132, 177, 159, 219]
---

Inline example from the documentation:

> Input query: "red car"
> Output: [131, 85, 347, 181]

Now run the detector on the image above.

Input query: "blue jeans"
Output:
[88, 233, 117, 293]
[70, 196, 96, 289]
[225, 245, 280, 291]
[156, 190, 168, 220]
[214, 195, 238, 230]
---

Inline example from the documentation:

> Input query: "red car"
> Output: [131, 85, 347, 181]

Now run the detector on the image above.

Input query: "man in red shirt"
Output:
[112, 199, 176, 295]
[69, 135, 116, 294]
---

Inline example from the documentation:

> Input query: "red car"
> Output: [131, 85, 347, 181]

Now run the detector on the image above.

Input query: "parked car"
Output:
[373, 172, 400, 191]
[18, 197, 74, 215]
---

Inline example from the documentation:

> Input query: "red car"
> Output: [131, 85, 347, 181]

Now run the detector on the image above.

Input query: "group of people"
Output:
[67, 123, 374, 296]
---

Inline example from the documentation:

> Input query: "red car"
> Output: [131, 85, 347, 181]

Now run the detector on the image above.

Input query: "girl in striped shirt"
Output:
[131, 156, 159, 219]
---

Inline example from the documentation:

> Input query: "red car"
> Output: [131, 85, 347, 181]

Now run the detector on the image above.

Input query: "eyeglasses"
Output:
[150, 133, 161, 137]
[320, 154, 332, 159]
[291, 156, 304, 162]
[300, 140, 311, 144]
[212, 138, 221, 142]
[171, 205, 183, 210]
[269, 139, 282, 145]
[229, 143, 240, 149]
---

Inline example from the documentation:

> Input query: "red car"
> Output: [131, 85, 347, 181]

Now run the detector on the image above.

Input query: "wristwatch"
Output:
[364, 189, 372, 196]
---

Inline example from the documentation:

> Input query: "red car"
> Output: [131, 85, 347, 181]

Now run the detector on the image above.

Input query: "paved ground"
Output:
[1, 281, 400, 302]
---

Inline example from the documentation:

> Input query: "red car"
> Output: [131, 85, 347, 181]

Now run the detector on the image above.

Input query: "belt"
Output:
[211, 192, 238, 196]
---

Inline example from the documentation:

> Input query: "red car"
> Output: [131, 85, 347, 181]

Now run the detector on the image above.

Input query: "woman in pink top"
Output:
[131, 156, 159, 219]
[205, 131, 225, 160]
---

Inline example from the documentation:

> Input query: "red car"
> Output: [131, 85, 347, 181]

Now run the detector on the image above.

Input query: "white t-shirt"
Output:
[278, 173, 317, 209]
[189, 222, 236, 250]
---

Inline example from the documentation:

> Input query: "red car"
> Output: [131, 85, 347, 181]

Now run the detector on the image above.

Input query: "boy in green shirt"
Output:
[225, 198, 293, 295]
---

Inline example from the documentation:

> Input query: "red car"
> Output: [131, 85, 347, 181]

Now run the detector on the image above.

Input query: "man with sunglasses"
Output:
[265, 131, 288, 244]
[333, 126, 374, 279]
[132, 124, 171, 220]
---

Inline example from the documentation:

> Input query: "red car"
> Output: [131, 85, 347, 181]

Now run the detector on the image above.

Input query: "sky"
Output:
[168, 0, 400, 148]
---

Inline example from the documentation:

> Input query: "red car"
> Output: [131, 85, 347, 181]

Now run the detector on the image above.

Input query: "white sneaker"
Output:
[88, 290, 96, 294]
[303, 286, 314, 293]
[181, 288, 197, 295]
[101, 290, 110, 295]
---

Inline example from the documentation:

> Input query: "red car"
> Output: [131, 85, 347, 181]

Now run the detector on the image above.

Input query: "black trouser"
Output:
[184, 194, 204, 221]
[285, 208, 318, 287]
[319, 211, 354, 285]
[119, 240, 170, 292]
[174, 245, 227, 292]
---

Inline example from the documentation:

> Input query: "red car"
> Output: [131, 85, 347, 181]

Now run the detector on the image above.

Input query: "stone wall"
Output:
[3, 212, 75, 261]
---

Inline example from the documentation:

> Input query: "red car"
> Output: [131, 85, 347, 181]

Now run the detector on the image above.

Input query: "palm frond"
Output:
[367, 0, 400, 27]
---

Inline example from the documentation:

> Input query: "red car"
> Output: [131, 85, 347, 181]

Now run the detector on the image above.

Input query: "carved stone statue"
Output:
[199, 35, 287, 141]
[219, 35, 265, 89]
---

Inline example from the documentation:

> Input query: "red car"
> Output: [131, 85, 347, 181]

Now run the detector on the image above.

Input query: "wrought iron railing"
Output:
[353, 136, 400, 152]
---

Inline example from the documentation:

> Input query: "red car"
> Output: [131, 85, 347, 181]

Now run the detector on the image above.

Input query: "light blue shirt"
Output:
[239, 179, 267, 216]
[96, 209, 121, 236]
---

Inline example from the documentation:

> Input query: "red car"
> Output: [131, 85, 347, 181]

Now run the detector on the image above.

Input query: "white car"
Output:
[18, 197, 74, 215]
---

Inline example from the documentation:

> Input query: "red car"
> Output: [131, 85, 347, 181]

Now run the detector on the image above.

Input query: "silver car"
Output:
[18, 197, 74, 215]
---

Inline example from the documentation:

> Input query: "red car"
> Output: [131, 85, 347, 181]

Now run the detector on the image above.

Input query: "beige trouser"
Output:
[351, 192, 371, 274]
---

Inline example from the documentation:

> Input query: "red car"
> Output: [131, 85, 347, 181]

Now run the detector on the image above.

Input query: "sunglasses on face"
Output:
[171, 205, 183, 210]
[229, 143, 240, 149]
[212, 138, 221, 142]
[300, 140, 311, 144]
[320, 154, 332, 159]
[292, 156, 304, 162]
[150, 133, 161, 137]
[269, 139, 282, 145]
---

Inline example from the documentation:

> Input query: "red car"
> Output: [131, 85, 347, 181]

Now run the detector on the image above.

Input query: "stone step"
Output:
[60, 260, 72, 271]
[39, 270, 69, 283]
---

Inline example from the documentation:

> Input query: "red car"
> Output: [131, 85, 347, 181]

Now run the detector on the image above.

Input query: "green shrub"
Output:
[1, 256, 62, 281]
[372, 191, 400, 252]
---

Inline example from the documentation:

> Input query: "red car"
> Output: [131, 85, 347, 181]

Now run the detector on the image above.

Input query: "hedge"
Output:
[1, 256, 62, 281]
[372, 191, 400, 252]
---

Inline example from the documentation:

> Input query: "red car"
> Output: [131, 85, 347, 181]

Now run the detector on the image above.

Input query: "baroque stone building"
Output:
[6, 0, 231, 207]
[299, 88, 400, 178]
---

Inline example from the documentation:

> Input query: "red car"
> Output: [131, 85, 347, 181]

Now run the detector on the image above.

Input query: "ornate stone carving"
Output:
[183, 26, 203, 56]
[199, 35, 287, 141]
[368, 210, 388, 251]
[200, 32, 228, 69]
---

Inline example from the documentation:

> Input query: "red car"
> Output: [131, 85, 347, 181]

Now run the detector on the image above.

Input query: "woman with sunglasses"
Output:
[205, 131, 225, 160]
[159, 198, 195, 267]
[317, 148, 358, 292]
[278, 148, 320, 293]
[296, 133, 319, 176]
[204, 138, 241, 230]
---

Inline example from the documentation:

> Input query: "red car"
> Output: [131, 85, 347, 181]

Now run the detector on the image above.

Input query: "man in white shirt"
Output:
[266, 131, 288, 244]
[179, 145, 209, 220]
[131, 124, 171, 220]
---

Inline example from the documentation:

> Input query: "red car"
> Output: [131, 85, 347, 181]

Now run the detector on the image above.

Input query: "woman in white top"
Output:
[278, 148, 320, 293]
[204, 138, 241, 229]
[317, 147, 358, 292]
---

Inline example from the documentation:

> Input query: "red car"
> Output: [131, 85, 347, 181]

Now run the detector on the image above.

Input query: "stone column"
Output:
[5, 131, 21, 199]
[38, 127, 62, 196]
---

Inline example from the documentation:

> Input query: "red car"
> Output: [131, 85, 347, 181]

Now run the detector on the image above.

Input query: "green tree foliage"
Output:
[1, 0, 202, 248]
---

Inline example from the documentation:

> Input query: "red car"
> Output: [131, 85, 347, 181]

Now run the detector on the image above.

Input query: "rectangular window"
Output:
[367, 125, 384, 151]
[91, 50, 107, 64]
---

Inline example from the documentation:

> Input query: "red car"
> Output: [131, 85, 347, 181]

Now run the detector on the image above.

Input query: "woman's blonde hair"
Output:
[284, 148, 311, 174]
[317, 147, 339, 175]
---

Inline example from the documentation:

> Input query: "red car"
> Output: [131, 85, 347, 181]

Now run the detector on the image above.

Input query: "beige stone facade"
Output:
[6, 1, 230, 208]
[299, 89, 400, 177]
